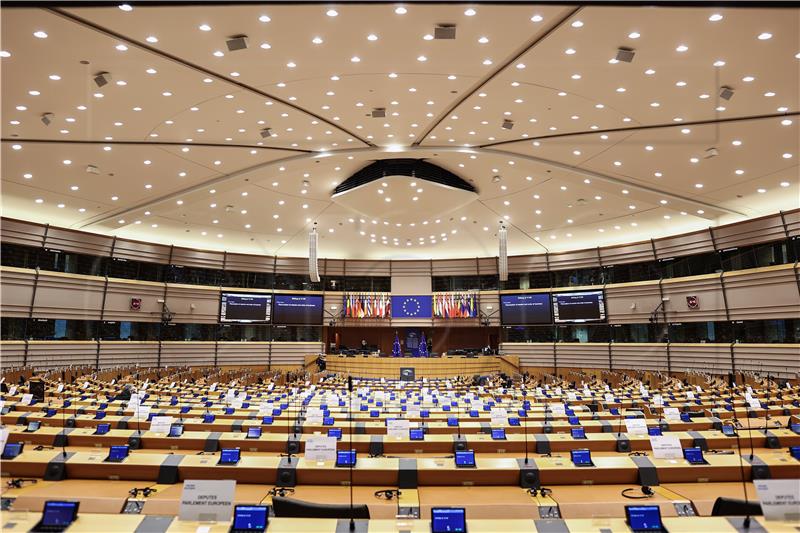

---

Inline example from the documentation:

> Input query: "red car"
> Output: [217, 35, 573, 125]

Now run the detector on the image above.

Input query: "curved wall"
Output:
[1, 213, 799, 377]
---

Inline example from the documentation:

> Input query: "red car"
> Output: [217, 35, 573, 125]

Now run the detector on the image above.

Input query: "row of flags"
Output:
[433, 291, 478, 318]
[344, 293, 391, 318]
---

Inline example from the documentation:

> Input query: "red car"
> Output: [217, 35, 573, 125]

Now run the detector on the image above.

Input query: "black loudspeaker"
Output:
[519, 467, 539, 489]
[29, 379, 45, 402]
[728, 373, 736, 388]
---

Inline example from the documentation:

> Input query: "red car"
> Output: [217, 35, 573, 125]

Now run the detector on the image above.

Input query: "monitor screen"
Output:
[571, 448, 592, 466]
[262, 416, 274, 425]
[219, 448, 241, 465]
[96, 423, 111, 435]
[108, 445, 129, 462]
[336, 450, 356, 467]
[722, 425, 736, 436]
[41, 501, 79, 527]
[790, 423, 800, 434]
[491, 428, 506, 440]
[500, 293, 552, 325]
[27, 421, 41, 432]
[2, 442, 23, 459]
[789, 446, 800, 460]
[272, 295, 323, 324]
[568, 416, 580, 425]
[455, 450, 476, 467]
[626, 505, 663, 531]
[328, 428, 342, 440]
[232, 505, 268, 531]
[95, 411, 107, 420]
[323, 417, 334, 426]
[447, 417, 459, 427]
[220, 293, 272, 323]
[203, 414, 215, 423]
[508, 417, 520, 426]
[648, 427, 662, 437]
[571, 427, 586, 439]
[683, 447, 705, 464]
[552, 291, 606, 323]
[169, 424, 184, 437]
[431, 507, 466, 533]
[410, 428, 425, 441]
[247, 427, 262, 439]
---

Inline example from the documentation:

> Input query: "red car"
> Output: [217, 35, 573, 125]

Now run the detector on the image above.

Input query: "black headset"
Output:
[622, 486, 655, 499]
[374, 489, 402, 500]
[6, 479, 37, 489]
[129, 487, 157, 498]
[528, 487, 553, 497]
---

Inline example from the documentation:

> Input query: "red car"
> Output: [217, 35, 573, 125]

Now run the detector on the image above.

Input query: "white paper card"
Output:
[305, 436, 337, 462]
[625, 419, 648, 435]
[179, 480, 235, 521]
[9, 386, 18, 396]
[649, 435, 683, 459]
[150, 416, 174, 434]
[754, 479, 800, 521]
[56, 384, 64, 393]
[387, 419, 410, 439]
[20, 394, 33, 405]
[663, 407, 681, 420]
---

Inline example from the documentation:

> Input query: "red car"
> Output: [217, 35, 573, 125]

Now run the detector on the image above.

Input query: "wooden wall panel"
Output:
[0, 267, 35, 317]
[713, 212, 789, 250]
[477, 257, 498, 276]
[224, 252, 274, 273]
[323, 259, 346, 277]
[611, 344, 669, 372]
[654, 228, 715, 259]
[164, 284, 220, 323]
[44, 227, 113, 257]
[478, 292, 500, 326]
[25, 341, 97, 369]
[323, 292, 344, 322]
[160, 342, 215, 367]
[600, 240, 655, 266]
[507, 254, 547, 273]
[669, 343, 733, 375]
[661, 274, 727, 322]
[170, 247, 225, 270]
[217, 342, 270, 366]
[500, 342, 555, 368]
[112, 238, 171, 264]
[274, 257, 309, 275]
[432, 258, 478, 276]
[344, 260, 391, 277]
[270, 342, 323, 367]
[390, 261, 431, 277]
[0, 341, 27, 368]
[98, 342, 159, 368]
[103, 279, 164, 322]
[1, 218, 46, 248]
[548, 248, 600, 271]
[32, 272, 105, 320]
[556, 343, 610, 370]
[724, 265, 800, 320]
[733, 344, 799, 379]
[605, 281, 662, 324]
[783, 209, 800, 237]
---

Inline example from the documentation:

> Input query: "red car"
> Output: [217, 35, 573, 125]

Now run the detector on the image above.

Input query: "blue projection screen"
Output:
[500, 293, 552, 324]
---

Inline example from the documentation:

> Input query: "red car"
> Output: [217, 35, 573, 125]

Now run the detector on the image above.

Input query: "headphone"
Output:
[622, 486, 655, 499]
[268, 487, 295, 498]
[374, 489, 402, 500]
[527, 487, 552, 497]
[129, 487, 157, 498]
[6, 479, 37, 489]
[628, 451, 649, 457]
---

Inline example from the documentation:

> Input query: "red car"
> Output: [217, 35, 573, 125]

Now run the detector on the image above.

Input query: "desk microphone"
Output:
[522, 386, 529, 465]
[61, 394, 67, 459]
[731, 417, 752, 529]
[347, 375, 355, 532]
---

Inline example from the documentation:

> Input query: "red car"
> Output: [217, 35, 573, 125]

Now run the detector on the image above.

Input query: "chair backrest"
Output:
[271, 497, 370, 519]
[711, 497, 762, 516]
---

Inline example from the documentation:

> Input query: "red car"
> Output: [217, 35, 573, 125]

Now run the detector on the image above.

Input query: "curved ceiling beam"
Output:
[0, 138, 312, 154]
[68, 144, 747, 229]
[479, 111, 800, 148]
[412, 6, 581, 146]
[47, 7, 374, 148]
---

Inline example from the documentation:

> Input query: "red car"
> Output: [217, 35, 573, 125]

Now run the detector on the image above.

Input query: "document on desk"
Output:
[305, 436, 337, 462]
[179, 479, 235, 522]
[754, 480, 800, 521]
[150, 416, 174, 434]
[625, 419, 648, 435]
[388, 419, 410, 438]
[649, 435, 682, 459]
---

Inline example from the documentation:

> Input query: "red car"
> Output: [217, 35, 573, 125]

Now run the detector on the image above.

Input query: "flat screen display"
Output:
[571, 448, 592, 466]
[500, 293, 552, 324]
[431, 507, 466, 533]
[95, 423, 111, 435]
[552, 291, 606, 323]
[233, 505, 268, 531]
[220, 293, 272, 323]
[491, 428, 506, 440]
[336, 450, 356, 467]
[571, 427, 586, 439]
[272, 294, 323, 324]
[626, 505, 662, 531]
[455, 450, 475, 467]
[219, 448, 241, 465]
[2, 442, 23, 459]
[328, 428, 342, 440]
[41, 501, 79, 527]
[107, 445, 129, 462]
[683, 447, 705, 464]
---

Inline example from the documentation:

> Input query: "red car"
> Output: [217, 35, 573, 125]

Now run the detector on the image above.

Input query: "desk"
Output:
[325, 355, 515, 379]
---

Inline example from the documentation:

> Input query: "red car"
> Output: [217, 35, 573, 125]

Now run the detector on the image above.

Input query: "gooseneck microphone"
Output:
[348, 375, 355, 532]
[731, 414, 752, 529]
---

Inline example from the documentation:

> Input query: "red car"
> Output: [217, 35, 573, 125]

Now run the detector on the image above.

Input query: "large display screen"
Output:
[220, 293, 272, 323]
[273, 294, 323, 324]
[552, 291, 606, 322]
[500, 293, 552, 324]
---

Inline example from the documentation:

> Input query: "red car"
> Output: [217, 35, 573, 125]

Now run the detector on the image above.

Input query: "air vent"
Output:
[434, 24, 456, 40]
[371, 108, 386, 118]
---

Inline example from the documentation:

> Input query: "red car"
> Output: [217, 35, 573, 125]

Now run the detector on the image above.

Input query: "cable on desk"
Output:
[263, 487, 294, 502]
[374, 489, 402, 500]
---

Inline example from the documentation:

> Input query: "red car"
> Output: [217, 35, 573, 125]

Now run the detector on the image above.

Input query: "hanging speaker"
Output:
[309, 224, 320, 283]
[498, 224, 508, 282]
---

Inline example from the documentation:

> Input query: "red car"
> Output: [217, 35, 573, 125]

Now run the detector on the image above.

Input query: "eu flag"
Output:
[391, 295, 433, 318]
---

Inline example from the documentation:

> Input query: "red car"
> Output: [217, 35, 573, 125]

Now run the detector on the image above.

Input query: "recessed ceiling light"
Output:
[764, 91, 775, 97]
[695, 183, 704, 188]
[33, 31, 48, 39]
[742, 76, 755, 82]
[35, 198, 44, 203]
[312, 36, 323, 44]
[286, 61, 296, 68]
[676, 81, 687, 87]
[690, 157, 700, 163]
[708, 13, 723, 21]
[0, 50, 10, 58]
[783, 153, 793, 159]
[15, 105, 27, 111]
[571, 20, 584, 28]
[146, 35, 158, 43]
[531, 14, 543, 22]
[111, 196, 119, 201]
[367, 34, 378, 41]
[417, 55, 427, 62]
[119, 4, 132, 11]
[628, 31, 640, 39]
[645, 68, 656, 75]
[199, 24, 211, 31]
[259, 14, 271, 22]
[326, 9, 338, 17]
[713, 60, 726, 67]
[699, 93, 710, 99]
[757, 32, 772, 40]
[115, 43, 128, 51]
[757, 188, 767, 193]
[780, 181, 790, 187]
[464, 8, 476, 16]
[395, 6, 407, 14]
[781, 119, 793, 126]
[146, 68, 157, 74]
[676, 44, 688, 52]
[351, 56, 361, 63]
[478, 36, 489, 44]
[565, 48, 576, 55]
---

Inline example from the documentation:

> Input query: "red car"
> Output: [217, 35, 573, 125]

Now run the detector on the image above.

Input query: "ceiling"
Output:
[2, 2, 798, 260]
